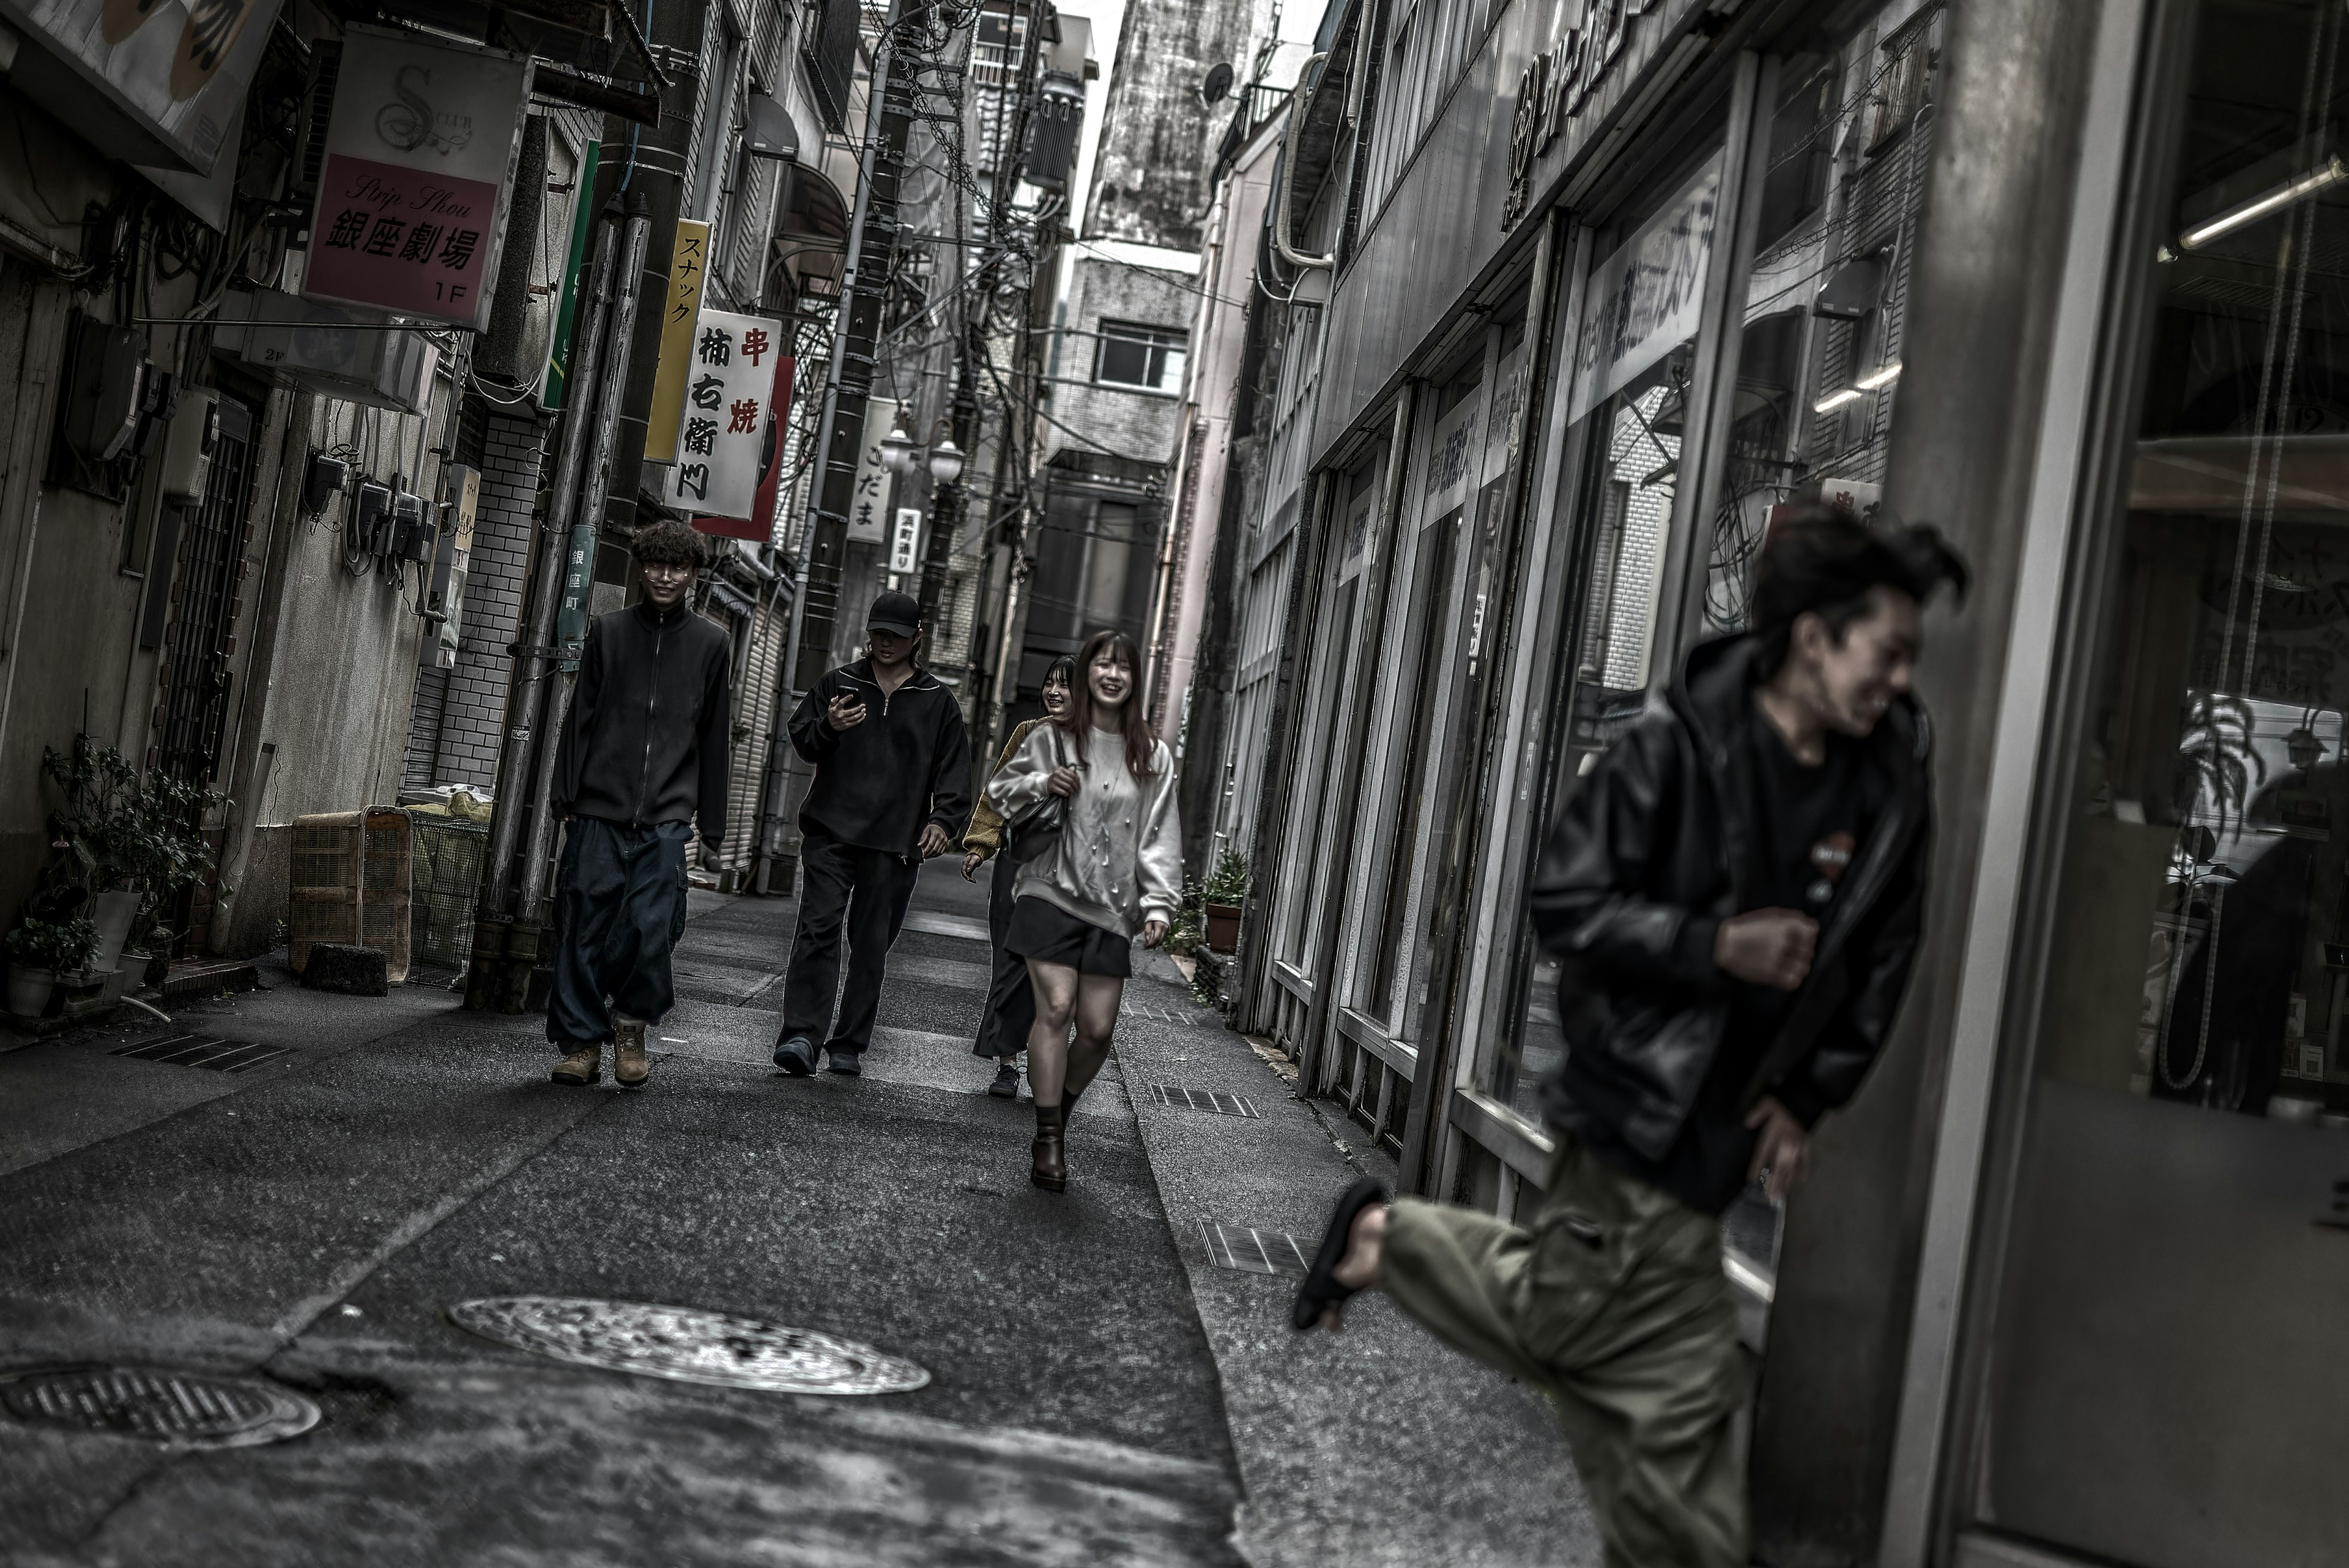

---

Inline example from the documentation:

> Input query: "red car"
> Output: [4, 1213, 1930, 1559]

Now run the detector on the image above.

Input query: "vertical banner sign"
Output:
[541, 138, 601, 411]
[671, 308, 789, 526]
[730, 355, 801, 544]
[642, 220, 711, 463]
[303, 24, 533, 331]
[848, 399, 899, 544]
[889, 508, 922, 574]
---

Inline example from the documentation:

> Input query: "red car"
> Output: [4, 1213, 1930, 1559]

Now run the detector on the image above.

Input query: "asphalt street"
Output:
[0, 858, 1594, 1567]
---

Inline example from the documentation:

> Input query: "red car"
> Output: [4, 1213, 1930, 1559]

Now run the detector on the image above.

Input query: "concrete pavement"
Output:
[0, 858, 1595, 1566]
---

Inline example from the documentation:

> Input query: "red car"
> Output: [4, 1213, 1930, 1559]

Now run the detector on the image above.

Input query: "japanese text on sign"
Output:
[669, 307, 786, 525]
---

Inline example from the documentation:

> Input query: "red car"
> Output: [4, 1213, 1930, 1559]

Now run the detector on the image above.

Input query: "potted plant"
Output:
[6, 911, 100, 1019]
[1203, 848, 1249, 954]
[31, 739, 226, 994]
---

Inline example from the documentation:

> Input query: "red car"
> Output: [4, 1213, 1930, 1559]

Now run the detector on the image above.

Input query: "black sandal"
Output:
[1291, 1175, 1389, 1331]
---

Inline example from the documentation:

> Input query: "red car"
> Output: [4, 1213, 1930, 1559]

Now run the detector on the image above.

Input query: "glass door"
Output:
[1983, 2, 2349, 1561]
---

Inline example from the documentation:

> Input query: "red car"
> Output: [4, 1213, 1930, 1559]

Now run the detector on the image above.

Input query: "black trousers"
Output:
[549, 817, 692, 1049]
[972, 853, 1036, 1058]
[780, 831, 921, 1052]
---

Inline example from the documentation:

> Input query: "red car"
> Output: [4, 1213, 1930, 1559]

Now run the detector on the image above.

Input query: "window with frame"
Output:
[1093, 322, 1188, 392]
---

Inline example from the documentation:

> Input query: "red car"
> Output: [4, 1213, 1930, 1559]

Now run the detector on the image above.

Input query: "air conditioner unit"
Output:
[213, 292, 439, 415]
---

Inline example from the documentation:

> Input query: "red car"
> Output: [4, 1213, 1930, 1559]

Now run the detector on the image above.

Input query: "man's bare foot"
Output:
[1318, 1203, 1389, 1331]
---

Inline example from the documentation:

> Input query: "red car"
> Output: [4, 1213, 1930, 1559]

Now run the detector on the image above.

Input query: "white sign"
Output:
[6, 0, 276, 174]
[1567, 151, 1721, 425]
[1423, 393, 1479, 519]
[849, 399, 900, 543]
[669, 308, 789, 520]
[302, 26, 533, 330]
[890, 507, 922, 573]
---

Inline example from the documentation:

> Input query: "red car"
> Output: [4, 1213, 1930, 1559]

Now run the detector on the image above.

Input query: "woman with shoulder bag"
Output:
[984, 630, 1181, 1191]
[960, 656, 1076, 1098]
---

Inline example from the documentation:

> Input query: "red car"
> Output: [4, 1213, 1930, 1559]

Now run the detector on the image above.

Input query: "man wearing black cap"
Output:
[774, 590, 973, 1076]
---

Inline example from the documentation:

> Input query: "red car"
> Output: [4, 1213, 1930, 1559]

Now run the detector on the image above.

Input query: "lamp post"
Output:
[881, 414, 965, 484]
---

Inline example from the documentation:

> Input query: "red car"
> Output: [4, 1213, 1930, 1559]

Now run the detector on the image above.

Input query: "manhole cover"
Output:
[0, 1365, 320, 1448]
[448, 1298, 930, 1395]
[1151, 1084, 1260, 1118]
[1201, 1222, 1310, 1276]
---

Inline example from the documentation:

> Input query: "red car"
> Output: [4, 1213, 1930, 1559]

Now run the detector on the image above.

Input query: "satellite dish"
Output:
[1200, 62, 1234, 105]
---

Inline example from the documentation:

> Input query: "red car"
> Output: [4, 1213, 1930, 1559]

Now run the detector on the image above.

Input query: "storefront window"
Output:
[1986, 3, 2349, 1561]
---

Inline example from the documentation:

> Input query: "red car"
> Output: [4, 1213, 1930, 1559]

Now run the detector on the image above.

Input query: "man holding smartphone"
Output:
[773, 591, 972, 1076]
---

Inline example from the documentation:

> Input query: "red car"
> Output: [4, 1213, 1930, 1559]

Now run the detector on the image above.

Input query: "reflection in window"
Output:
[2044, 0, 2349, 1123]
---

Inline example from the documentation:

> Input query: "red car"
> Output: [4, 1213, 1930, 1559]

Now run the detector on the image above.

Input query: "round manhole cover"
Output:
[447, 1297, 930, 1395]
[0, 1365, 321, 1449]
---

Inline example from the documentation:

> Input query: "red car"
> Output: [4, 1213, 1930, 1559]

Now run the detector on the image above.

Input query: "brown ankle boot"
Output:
[614, 1019, 650, 1087]
[551, 1043, 602, 1085]
[1031, 1104, 1066, 1192]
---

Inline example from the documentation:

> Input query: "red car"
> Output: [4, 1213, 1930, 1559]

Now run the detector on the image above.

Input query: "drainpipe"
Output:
[513, 192, 657, 929]
[472, 202, 622, 945]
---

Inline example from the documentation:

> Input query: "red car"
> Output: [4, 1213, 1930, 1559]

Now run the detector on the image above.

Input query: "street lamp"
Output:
[882, 414, 964, 484]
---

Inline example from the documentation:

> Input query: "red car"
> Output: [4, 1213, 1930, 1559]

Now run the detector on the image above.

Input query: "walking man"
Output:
[546, 520, 733, 1089]
[773, 590, 972, 1076]
[1291, 506, 1967, 1567]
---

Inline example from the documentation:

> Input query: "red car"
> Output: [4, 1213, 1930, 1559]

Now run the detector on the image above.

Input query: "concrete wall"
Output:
[1048, 259, 1189, 468]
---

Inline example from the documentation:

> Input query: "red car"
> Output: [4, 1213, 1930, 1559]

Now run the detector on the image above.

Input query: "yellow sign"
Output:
[643, 220, 711, 463]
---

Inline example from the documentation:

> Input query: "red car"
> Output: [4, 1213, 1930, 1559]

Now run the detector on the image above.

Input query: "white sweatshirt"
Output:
[985, 722, 1183, 938]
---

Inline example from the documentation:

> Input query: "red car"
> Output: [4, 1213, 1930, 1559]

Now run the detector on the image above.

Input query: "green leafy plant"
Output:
[1165, 882, 1206, 957]
[33, 738, 227, 956]
[6, 913, 100, 974]
[1203, 848, 1249, 907]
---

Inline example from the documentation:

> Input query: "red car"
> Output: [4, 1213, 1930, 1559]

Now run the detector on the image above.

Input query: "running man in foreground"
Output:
[1293, 505, 1967, 1567]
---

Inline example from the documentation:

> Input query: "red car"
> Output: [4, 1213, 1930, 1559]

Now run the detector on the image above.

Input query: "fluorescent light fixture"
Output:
[1857, 361, 1902, 391]
[1814, 387, 1864, 414]
[2180, 156, 2348, 250]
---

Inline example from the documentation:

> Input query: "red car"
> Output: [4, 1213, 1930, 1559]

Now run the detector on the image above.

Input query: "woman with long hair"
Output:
[960, 656, 1076, 1098]
[984, 630, 1181, 1190]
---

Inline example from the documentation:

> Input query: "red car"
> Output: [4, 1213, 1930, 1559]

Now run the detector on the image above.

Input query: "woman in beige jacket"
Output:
[984, 630, 1182, 1190]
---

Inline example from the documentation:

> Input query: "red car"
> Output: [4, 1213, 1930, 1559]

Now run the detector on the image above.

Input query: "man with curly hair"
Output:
[545, 519, 733, 1088]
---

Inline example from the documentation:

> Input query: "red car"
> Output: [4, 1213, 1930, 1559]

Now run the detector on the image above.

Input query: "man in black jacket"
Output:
[546, 521, 733, 1090]
[773, 590, 971, 1076]
[1289, 507, 1966, 1568]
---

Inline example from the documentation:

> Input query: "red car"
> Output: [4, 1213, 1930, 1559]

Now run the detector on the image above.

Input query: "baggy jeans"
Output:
[779, 831, 922, 1053]
[1381, 1135, 1751, 1568]
[547, 817, 693, 1050]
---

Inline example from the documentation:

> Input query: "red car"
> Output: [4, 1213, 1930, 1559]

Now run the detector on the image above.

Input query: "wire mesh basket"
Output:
[288, 809, 412, 982]
[409, 812, 488, 971]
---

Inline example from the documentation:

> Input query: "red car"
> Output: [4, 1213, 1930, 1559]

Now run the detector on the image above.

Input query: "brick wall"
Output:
[402, 409, 548, 792]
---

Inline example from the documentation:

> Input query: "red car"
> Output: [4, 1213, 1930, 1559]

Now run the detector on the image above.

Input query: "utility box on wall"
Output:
[159, 387, 220, 504]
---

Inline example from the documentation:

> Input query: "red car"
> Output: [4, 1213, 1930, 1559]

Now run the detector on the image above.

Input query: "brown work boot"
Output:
[551, 1043, 602, 1085]
[1031, 1104, 1066, 1192]
[614, 1019, 650, 1088]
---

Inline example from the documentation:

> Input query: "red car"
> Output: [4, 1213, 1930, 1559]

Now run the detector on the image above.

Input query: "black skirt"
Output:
[1006, 895, 1132, 978]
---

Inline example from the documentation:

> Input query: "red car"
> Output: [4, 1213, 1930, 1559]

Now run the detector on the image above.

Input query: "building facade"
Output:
[1197, 0, 2349, 1561]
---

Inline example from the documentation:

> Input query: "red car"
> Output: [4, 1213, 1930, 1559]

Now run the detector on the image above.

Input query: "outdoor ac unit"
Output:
[213, 292, 440, 415]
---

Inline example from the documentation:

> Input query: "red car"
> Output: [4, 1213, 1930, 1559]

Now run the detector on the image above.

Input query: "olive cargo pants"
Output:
[1381, 1136, 1750, 1568]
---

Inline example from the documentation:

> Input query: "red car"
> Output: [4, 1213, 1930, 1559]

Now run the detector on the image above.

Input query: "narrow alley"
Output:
[0, 863, 1588, 1567]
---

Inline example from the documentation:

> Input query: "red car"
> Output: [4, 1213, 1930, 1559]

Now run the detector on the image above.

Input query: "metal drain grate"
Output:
[1201, 1222, 1310, 1276]
[110, 1033, 291, 1074]
[1150, 1083, 1260, 1118]
[0, 1365, 320, 1448]
[448, 1298, 930, 1395]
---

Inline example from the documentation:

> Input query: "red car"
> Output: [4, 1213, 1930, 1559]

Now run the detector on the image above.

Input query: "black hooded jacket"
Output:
[552, 601, 732, 843]
[788, 660, 971, 856]
[1529, 634, 1932, 1186]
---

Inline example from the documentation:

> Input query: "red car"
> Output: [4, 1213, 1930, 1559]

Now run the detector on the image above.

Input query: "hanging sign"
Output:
[696, 353, 797, 542]
[1566, 150, 1720, 426]
[4, 0, 276, 174]
[890, 507, 923, 574]
[643, 220, 712, 463]
[303, 25, 533, 330]
[540, 138, 601, 412]
[670, 308, 788, 524]
[848, 399, 900, 544]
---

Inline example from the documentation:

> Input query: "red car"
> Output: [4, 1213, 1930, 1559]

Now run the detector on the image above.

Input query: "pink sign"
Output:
[305, 154, 500, 324]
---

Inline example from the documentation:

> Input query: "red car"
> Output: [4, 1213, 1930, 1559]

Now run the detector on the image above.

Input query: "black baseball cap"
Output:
[867, 590, 922, 637]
